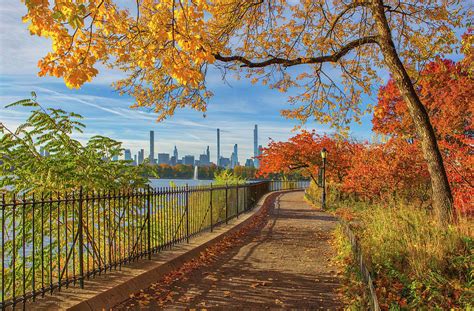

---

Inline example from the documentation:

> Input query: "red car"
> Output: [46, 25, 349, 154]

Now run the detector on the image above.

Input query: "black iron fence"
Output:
[0, 180, 308, 309]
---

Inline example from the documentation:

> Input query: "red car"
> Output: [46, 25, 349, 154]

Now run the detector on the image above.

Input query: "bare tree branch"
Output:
[213, 36, 379, 68]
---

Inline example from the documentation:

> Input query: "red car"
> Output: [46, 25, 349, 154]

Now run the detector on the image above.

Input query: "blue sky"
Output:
[0, 2, 376, 162]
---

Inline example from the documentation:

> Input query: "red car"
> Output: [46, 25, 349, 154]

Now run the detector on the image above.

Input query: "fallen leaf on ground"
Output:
[204, 275, 218, 281]
[251, 281, 270, 288]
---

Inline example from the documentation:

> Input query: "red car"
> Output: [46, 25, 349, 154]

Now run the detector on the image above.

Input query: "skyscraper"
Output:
[149, 130, 155, 164]
[231, 144, 239, 168]
[217, 128, 221, 167]
[173, 146, 178, 160]
[138, 149, 144, 164]
[199, 146, 210, 166]
[199, 154, 209, 166]
[220, 157, 230, 168]
[183, 155, 195, 166]
[124, 149, 132, 161]
[245, 159, 255, 167]
[253, 124, 259, 168]
[158, 153, 170, 165]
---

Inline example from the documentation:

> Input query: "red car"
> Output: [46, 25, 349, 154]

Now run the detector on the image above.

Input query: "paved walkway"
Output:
[115, 191, 344, 310]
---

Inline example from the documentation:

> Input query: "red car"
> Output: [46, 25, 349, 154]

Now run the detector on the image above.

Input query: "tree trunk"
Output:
[371, 0, 454, 223]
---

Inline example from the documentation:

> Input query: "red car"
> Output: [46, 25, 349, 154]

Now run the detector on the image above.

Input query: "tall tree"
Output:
[373, 55, 473, 211]
[21, 0, 469, 221]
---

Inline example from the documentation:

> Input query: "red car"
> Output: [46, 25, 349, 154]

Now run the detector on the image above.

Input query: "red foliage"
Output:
[373, 56, 473, 212]
[342, 139, 429, 201]
[257, 131, 354, 184]
[258, 55, 472, 213]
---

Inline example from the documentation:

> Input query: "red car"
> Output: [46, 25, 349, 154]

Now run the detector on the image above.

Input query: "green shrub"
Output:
[213, 169, 246, 185]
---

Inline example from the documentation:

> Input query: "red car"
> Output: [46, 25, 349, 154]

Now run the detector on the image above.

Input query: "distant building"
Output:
[220, 157, 230, 168]
[133, 154, 137, 166]
[199, 154, 209, 166]
[245, 159, 255, 167]
[230, 144, 239, 168]
[149, 130, 155, 163]
[173, 146, 178, 160]
[112, 155, 119, 161]
[124, 149, 132, 161]
[198, 146, 210, 166]
[177, 159, 183, 165]
[170, 155, 177, 166]
[254, 124, 259, 168]
[183, 155, 195, 166]
[158, 153, 170, 165]
[137, 149, 144, 164]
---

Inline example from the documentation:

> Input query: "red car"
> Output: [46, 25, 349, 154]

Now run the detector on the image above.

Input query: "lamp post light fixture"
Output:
[321, 148, 327, 210]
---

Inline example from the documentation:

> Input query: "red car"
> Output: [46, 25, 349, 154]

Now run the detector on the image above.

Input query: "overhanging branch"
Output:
[213, 36, 379, 68]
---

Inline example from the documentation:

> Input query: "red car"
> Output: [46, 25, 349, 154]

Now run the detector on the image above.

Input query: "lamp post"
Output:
[321, 148, 327, 210]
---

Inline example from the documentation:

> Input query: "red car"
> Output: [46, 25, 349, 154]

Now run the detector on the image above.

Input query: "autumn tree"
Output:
[21, 0, 469, 221]
[342, 139, 430, 203]
[258, 131, 354, 185]
[373, 54, 473, 211]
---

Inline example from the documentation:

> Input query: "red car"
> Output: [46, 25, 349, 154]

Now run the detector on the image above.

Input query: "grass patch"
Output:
[332, 225, 370, 310]
[307, 182, 473, 309]
[358, 205, 473, 309]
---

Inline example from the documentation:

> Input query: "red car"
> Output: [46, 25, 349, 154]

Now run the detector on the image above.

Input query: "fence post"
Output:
[225, 183, 228, 224]
[78, 186, 85, 289]
[147, 186, 151, 259]
[209, 183, 213, 232]
[185, 184, 189, 243]
[236, 183, 239, 218]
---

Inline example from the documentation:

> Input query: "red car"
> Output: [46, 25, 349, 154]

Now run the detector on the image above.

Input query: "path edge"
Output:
[69, 190, 295, 311]
[304, 191, 381, 311]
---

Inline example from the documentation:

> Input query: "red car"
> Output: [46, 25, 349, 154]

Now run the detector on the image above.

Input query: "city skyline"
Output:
[124, 124, 260, 168]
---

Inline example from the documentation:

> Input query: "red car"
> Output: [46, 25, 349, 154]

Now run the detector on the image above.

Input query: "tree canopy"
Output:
[0, 95, 148, 194]
[22, 0, 468, 129]
[258, 55, 473, 212]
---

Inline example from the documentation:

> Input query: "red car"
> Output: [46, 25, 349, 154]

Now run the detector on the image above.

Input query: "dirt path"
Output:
[115, 191, 344, 310]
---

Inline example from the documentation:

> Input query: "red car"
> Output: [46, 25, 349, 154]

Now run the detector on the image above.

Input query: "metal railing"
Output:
[0, 180, 308, 309]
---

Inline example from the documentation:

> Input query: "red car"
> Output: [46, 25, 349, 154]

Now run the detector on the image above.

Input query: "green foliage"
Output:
[213, 169, 246, 185]
[0, 96, 148, 193]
